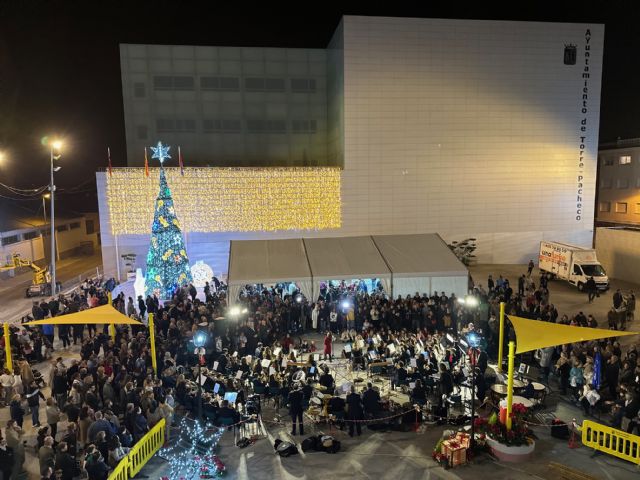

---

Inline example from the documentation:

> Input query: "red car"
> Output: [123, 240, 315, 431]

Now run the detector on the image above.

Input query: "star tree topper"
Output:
[150, 141, 171, 164]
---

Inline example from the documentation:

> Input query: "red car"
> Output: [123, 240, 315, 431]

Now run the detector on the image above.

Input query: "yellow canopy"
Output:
[508, 315, 638, 354]
[22, 304, 144, 326]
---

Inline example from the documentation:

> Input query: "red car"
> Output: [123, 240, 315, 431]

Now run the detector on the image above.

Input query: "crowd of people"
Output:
[0, 264, 639, 479]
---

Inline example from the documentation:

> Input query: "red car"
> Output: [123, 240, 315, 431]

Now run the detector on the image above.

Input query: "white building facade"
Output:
[99, 16, 604, 280]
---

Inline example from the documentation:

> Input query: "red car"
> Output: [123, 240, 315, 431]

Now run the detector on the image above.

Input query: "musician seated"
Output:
[216, 400, 240, 426]
[392, 362, 408, 390]
[522, 378, 535, 399]
[362, 382, 381, 417]
[319, 370, 335, 392]
[411, 379, 427, 406]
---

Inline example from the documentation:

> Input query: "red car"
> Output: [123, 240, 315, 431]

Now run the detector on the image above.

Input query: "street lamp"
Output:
[193, 330, 208, 423]
[49, 139, 63, 296]
[42, 193, 50, 224]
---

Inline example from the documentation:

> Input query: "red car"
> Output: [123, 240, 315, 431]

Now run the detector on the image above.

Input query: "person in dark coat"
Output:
[10, 394, 25, 428]
[54, 441, 79, 480]
[362, 383, 381, 417]
[288, 384, 304, 436]
[0, 436, 14, 480]
[346, 386, 364, 437]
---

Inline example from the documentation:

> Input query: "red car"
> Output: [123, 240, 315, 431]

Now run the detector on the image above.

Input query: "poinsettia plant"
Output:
[474, 403, 533, 447]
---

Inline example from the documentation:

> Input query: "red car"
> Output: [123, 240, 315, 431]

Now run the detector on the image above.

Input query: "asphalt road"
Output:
[0, 252, 103, 323]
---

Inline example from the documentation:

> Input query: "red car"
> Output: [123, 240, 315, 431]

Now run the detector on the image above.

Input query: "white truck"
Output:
[538, 241, 609, 291]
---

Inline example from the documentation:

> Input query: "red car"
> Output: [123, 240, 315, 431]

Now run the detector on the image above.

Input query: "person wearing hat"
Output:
[289, 383, 304, 436]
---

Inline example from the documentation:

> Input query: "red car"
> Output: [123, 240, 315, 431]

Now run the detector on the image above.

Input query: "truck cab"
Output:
[570, 262, 609, 291]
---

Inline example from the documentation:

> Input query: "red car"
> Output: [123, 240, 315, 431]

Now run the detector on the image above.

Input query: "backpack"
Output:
[301, 436, 318, 452]
[274, 439, 299, 457]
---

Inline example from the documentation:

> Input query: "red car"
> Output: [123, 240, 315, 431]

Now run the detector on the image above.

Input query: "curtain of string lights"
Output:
[106, 167, 341, 235]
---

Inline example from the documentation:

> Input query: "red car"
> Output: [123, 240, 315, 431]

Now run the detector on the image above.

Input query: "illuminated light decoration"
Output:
[106, 167, 341, 234]
[145, 166, 192, 299]
[191, 260, 214, 288]
[150, 141, 171, 164]
[159, 417, 226, 478]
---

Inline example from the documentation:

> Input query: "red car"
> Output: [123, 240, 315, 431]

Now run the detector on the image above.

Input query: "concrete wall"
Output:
[339, 16, 603, 264]
[595, 227, 640, 283]
[1, 216, 99, 264]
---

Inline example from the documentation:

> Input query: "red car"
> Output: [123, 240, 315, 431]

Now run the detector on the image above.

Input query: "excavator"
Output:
[0, 253, 61, 297]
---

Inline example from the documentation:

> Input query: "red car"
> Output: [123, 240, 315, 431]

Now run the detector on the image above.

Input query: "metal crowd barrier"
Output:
[107, 418, 166, 480]
[581, 419, 640, 465]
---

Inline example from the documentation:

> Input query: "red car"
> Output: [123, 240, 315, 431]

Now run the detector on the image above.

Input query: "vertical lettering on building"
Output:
[576, 29, 591, 221]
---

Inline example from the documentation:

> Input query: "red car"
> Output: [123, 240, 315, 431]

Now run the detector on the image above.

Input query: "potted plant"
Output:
[474, 404, 536, 462]
[121, 253, 137, 281]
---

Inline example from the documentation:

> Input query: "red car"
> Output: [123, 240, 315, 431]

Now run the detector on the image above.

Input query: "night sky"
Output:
[0, 2, 639, 214]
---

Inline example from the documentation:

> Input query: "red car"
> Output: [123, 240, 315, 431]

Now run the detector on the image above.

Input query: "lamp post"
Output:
[193, 330, 207, 423]
[49, 140, 62, 296]
[42, 193, 50, 224]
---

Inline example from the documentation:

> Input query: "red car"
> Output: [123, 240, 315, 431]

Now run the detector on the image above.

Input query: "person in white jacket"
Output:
[0, 369, 14, 406]
[311, 304, 319, 331]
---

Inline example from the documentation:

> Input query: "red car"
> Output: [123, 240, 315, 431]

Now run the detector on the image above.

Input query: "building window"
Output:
[616, 202, 628, 214]
[292, 119, 317, 133]
[599, 202, 611, 212]
[599, 179, 612, 189]
[291, 78, 317, 93]
[156, 118, 196, 133]
[245, 77, 285, 92]
[635, 203, 640, 214]
[203, 119, 242, 133]
[265, 78, 285, 91]
[617, 178, 629, 189]
[70, 222, 81, 230]
[133, 82, 146, 98]
[603, 157, 614, 166]
[136, 125, 148, 140]
[56, 225, 69, 232]
[23, 231, 39, 241]
[86, 220, 95, 235]
[619, 155, 632, 165]
[153, 76, 194, 90]
[200, 76, 240, 91]
[1, 235, 19, 246]
[246, 119, 286, 133]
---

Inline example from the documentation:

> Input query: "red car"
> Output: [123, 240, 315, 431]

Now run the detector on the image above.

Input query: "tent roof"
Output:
[22, 304, 144, 326]
[303, 236, 391, 280]
[228, 239, 312, 286]
[372, 234, 468, 278]
[508, 314, 638, 353]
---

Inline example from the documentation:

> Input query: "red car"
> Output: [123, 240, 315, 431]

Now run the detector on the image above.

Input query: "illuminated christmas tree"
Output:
[145, 142, 192, 299]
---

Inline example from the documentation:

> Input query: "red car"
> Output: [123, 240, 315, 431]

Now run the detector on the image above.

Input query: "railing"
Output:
[582, 419, 640, 465]
[107, 418, 165, 480]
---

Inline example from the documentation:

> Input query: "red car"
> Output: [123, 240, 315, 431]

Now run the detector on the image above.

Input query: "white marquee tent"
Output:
[372, 234, 469, 298]
[302, 236, 392, 300]
[226, 233, 468, 301]
[227, 239, 313, 303]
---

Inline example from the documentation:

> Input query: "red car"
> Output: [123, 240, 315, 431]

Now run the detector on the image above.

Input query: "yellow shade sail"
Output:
[22, 304, 143, 326]
[508, 315, 638, 354]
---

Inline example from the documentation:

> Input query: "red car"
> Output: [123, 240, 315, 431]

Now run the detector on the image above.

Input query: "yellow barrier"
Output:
[128, 418, 166, 477]
[107, 457, 129, 480]
[582, 419, 640, 465]
[107, 418, 165, 480]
